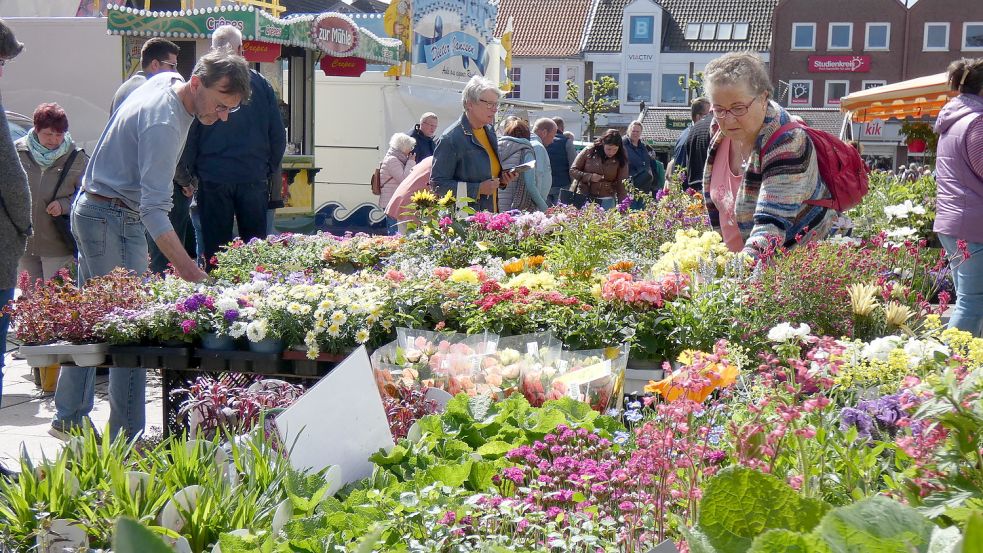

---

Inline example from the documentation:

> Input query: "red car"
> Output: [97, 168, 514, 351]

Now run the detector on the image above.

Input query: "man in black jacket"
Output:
[409, 112, 437, 161]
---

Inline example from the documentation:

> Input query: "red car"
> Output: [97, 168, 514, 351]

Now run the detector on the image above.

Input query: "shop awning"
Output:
[107, 3, 401, 66]
[839, 72, 957, 123]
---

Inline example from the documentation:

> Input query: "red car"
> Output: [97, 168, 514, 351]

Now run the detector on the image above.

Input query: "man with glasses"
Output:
[110, 37, 180, 114]
[179, 25, 286, 263]
[51, 49, 251, 443]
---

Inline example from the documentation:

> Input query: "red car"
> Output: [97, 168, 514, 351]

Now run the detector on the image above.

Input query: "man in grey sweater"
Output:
[0, 18, 29, 479]
[51, 49, 251, 441]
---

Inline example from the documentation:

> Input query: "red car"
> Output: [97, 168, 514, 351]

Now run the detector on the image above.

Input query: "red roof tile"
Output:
[494, 0, 594, 58]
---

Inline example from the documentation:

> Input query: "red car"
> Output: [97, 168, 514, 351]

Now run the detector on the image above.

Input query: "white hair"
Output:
[420, 112, 438, 123]
[462, 75, 501, 109]
[627, 120, 644, 131]
[389, 132, 416, 152]
[211, 25, 243, 52]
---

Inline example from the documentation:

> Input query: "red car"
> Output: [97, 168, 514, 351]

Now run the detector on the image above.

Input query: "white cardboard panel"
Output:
[275, 346, 394, 482]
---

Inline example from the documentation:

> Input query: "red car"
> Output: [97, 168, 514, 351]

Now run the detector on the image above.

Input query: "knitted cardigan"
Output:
[704, 100, 836, 257]
[0, 106, 32, 289]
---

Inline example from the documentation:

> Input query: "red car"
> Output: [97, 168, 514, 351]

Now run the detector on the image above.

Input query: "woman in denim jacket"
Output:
[430, 75, 516, 211]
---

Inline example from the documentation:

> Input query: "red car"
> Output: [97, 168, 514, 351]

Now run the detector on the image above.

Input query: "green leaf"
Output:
[964, 511, 983, 553]
[467, 460, 499, 491]
[926, 526, 962, 553]
[426, 461, 473, 488]
[545, 397, 598, 424]
[697, 467, 831, 553]
[748, 529, 829, 553]
[476, 441, 514, 458]
[816, 495, 935, 552]
[681, 526, 720, 553]
[369, 444, 408, 467]
[112, 518, 176, 553]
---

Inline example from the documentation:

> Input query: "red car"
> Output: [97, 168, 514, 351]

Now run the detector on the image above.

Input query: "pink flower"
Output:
[384, 269, 406, 282]
[438, 217, 453, 228]
[180, 319, 196, 334]
[433, 267, 453, 280]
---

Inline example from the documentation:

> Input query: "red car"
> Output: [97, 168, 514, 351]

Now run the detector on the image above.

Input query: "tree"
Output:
[565, 76, 619, 140]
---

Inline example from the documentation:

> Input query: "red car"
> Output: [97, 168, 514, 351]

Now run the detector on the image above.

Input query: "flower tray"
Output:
[194, 349, 290, 375]
[18, 342, 110, 368]
[282, 349, 348, 377]
[108, 346, 196, 371]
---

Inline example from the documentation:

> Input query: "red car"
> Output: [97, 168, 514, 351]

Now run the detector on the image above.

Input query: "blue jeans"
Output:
[385, 215, 399, 235]
[0, 287, 13, 410]
[598, 197, 617, 210]
[58, 195, 149, 439]
[190, 200, 204, 262]
[940, 234, 983, 337]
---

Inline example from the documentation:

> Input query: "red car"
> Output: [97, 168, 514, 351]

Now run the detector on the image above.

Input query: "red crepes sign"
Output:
[320, 55, 367, 77]
[808, 56, 871, 73]
[243, 41, 282, 63]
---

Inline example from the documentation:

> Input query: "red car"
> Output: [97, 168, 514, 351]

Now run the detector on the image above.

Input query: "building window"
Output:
[544, 67, 560, 100]
[700, 23, 716, 40]
[828, 22, 853, 50]
[792, 23, 816, 50]
[963, 22, 983, 51]
[660, 73, 687, 105]
[717, 23, 734, 40]
[685, 23, 700, 40]
[865, 23, 890, 50]
[788, 80, 813, 106]
[506, 67, 521, 99]
[595, 72, 619, 100]
[733, 23, 749, 40]
[862, 80, 886, 90]
[825, 80, 849, 106]
[627, 73, 651, 103]
[924, 22, 949, 51]
[629, 16, 655, 44]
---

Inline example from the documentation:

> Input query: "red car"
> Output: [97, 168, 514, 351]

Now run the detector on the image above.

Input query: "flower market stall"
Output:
[4, 174, 979, 552]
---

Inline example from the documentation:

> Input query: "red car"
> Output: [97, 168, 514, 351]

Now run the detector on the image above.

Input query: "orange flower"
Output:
[526, 255, 546, 268]
[503, 260, 524, 275]
[644, 359, 738, 403]
[607, 260, 636, 272]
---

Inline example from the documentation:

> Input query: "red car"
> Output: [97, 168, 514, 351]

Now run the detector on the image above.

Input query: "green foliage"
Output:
[113, 517, 178, 553]
[565, 76, 620, 140]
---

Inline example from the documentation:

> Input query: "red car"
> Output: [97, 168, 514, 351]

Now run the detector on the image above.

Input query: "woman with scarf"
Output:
[15, 103, 88, 280]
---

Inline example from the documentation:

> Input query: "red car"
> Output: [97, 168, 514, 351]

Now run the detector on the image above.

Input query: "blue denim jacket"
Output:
[430, 112, 501, 202]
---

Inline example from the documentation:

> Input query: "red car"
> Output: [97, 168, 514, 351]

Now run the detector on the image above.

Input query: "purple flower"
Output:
[182, 293, 207, 312]
[180, 319, 197, 334]
[438, 511, 456, 525]
[502, 467, 525, 485]
[655, 188, 669, 201]
[223, 309, 239, 323]
[840, 407, 874, 438]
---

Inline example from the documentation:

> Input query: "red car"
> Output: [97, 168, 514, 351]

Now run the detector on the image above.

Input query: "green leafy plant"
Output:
[565, 76, 619, 140]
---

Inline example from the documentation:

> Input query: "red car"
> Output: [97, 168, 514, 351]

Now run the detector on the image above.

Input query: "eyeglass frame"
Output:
[476, 98, 500, 110]
[710, 96, 763, 119]
[159, 60, 178, 69]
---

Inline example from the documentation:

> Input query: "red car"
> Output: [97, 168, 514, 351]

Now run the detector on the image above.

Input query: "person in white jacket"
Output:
[379, 132, 416, 233]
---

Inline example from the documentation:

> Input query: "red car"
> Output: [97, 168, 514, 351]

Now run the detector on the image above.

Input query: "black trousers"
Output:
[198, 179, 269, 263]
[147, 182, 194, 274]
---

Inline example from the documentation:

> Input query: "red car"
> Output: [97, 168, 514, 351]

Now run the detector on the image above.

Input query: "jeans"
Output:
[385, 215, 399, 235]
[548, 187, 564, 206]
[58, 194, 149, 439]
[0, 287, 14, 409]
[198, 180, 269, 262]
[940, 234, 983, 337]
[266, 209, 276, 236]
[598, 197, 617, 210]
[189, 200, 204, 261]
[147, 182, 193, 274]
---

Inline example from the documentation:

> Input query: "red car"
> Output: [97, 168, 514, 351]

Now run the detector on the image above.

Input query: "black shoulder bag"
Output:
[49, 149, 81, 256]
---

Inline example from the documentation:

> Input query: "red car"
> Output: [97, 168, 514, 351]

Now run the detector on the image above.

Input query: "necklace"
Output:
[730, 141, 754, 173]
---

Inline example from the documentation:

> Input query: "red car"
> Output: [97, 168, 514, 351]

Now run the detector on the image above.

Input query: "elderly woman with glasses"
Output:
[430, 75, 517, 211]
[703, 52, 836, 257]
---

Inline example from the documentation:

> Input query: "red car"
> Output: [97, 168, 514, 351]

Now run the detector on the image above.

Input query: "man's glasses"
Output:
[160, 60, 178, 69]
[477, 99, 499, 110]
[215, 103, 241, 114]
[711, 97, 759, 119]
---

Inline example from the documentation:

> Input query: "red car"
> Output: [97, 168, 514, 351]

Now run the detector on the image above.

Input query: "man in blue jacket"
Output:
[180, 26, 285, 263]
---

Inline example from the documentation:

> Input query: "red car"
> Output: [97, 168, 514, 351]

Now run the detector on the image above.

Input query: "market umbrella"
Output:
[840, 72, 958, 122]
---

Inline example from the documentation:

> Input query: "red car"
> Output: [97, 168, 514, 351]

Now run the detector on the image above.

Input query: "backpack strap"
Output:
[763, 121, 803, 153]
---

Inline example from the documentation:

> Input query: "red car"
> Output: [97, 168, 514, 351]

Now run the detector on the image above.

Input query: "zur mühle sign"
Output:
[312, 14, 359, 56]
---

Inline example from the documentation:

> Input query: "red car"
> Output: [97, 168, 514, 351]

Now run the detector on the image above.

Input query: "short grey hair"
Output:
[211, 25, 243, 52]
[193, 48, 252, 104]
[420, 112, 438, 123]
[532, 117, 557, 133]
[389, 132, 416, 151]
[627, 120, 643, 132]
[703, 52, 773, 99]
[0, 18, 24, 60]
[462, 75, 501, 109]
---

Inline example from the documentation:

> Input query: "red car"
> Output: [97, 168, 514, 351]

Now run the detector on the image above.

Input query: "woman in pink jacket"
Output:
[379, 132, 417, 234]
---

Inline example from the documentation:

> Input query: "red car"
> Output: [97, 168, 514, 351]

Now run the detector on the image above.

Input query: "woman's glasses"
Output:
[711, 97, 760, 119]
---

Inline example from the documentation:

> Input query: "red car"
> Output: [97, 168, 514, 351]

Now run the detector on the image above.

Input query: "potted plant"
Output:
[899, 120, 938, 156]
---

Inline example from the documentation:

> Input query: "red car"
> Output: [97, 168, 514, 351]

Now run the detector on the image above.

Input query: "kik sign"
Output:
[312, 14, 359, 56]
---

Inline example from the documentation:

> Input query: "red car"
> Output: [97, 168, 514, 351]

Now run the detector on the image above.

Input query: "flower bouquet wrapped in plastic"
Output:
[520, 344, 628, 411]
[477, 332, 562, 400]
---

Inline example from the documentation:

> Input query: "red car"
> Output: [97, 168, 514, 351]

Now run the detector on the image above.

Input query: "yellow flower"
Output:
[923, 314, 942, 331]
[327, 323, 342, 337]
[355, 328, 371, 343]
[448, 268, 479, 284]
[437, 190, 455, 207]
[410, 189, 437, 207]
[847, 283, 880, 317]
[503, 260, 525, 275]
[676, 349, 698, 366]
[884, 302, 914, 328]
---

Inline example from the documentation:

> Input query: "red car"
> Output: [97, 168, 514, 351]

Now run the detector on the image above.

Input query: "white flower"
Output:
[330, 310, 348, 325]
[215, 296, 239, 313]
[827, 235, 861, 247]
[355, 328, 370, 344]
[861, 335, 902, 362]
[767, 322, 811, 343]
[246, 319, 268, 342]
[902, 338, 950, 369]
[228, 321, 248, 339]
[327, 323, 342, 338]
[885, 226, 917, 240]
[287, 302, 305, 315]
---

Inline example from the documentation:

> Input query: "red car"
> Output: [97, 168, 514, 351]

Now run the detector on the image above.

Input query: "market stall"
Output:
[106, 3, 402, 222]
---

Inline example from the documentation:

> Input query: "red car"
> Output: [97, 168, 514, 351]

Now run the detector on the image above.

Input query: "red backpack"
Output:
[763, 121, 869, 212]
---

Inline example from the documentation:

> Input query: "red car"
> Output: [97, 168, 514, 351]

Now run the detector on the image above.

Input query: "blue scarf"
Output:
[28, 129, 73, 170]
